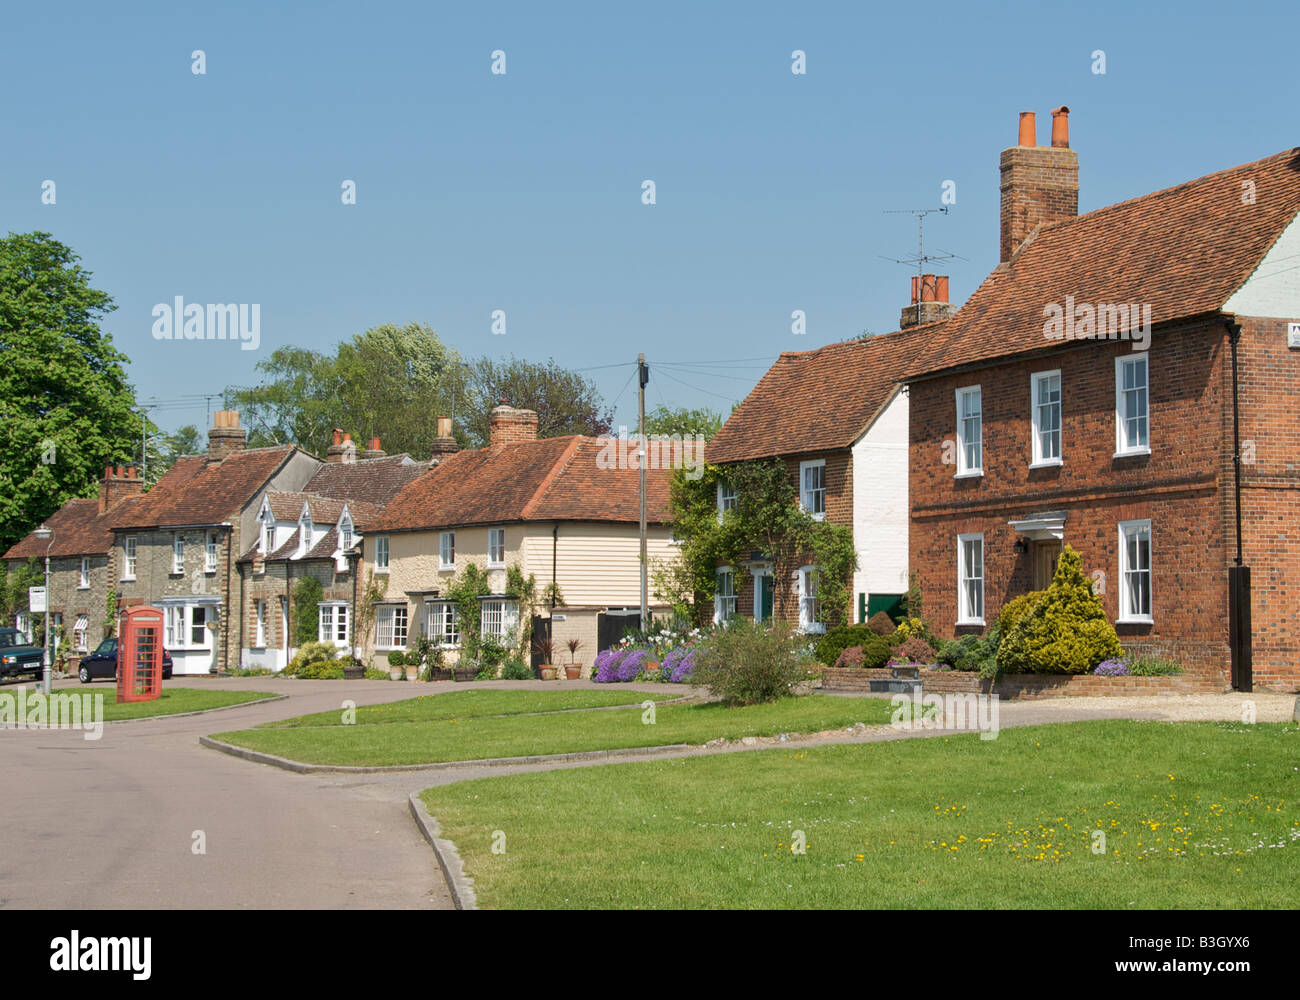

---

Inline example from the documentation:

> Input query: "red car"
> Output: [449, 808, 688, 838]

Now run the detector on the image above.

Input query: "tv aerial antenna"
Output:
[879, 207, 964, 326]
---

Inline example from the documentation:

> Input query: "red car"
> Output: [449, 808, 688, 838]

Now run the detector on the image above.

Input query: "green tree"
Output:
[0, 232, 141, 551]
[463, 356, 612, 446]
[643, 405, 723, 441]
[228, 323, 470, 458]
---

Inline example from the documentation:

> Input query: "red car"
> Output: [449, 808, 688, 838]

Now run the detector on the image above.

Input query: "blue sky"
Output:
[3, 0, 1296, 436]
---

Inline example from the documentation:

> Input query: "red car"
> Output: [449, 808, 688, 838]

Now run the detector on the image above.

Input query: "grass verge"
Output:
[419, 719, 1300, 908]
[214, 693, 895, 766]
[67, 686, 279, 722]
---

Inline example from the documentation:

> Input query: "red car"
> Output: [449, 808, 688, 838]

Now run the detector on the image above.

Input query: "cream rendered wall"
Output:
[520, 522, 678, 608]
[1223, 212, 1300, 318]
[851, 388, 910, 619]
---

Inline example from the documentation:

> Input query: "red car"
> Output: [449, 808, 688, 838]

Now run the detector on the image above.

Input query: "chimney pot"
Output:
[1050, 106, 1070, 148]
[127, 466, 137, 479]
[207, 409, 248, 461]
[1018, 111, 1037, 147]
[910, 275, 920, 305]
[332, 428, 343, 446]
[919, 274, 937, 303]
[936, 276, 949, 303]
[436, 416, 452, 438]
[369, 437, 381, 451]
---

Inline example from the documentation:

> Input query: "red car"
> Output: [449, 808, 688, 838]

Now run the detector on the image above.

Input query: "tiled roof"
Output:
[705, 322, 944, 463]
[3, 498, 124, 559]
[372, 435, 673, 532]
[907, 147, 1300, 379]
[109, 447, 300, 530]
[264, 493, 382, 528]
[254, 525, 348, 563]
[301, 455, 430, 506]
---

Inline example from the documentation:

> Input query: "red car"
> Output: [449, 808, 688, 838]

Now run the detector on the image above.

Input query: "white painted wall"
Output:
[850, 388, 910, 620]
[1223, 211, 1300, 317]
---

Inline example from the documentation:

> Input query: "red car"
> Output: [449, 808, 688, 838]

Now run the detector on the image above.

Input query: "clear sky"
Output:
[4, 0, 1296, 436]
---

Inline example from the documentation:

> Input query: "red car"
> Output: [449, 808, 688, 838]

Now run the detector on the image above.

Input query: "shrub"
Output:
[834, 645, 864, 668]
[284, 641, 347, 679]
[997, 546, 1123, 675]
[889, 635, 938, 666]
[997, 593, 1039, 638]
[892, 615, 939, 649]
[866, 610, 895, 635]
[814, 624, 877, 666]
[501, 658, 533, 680]
[475, 661, 500, 680]
[937, 621, 1002, 674]
[1126, 655, 1184, 677]
[291, 577, 324, 647]
[363, 668, 390, 680]
[689, 618, 818, 706]
[403, 651, 421, 666]
[480, 636, 508, 670]
[387, 651, 405, 667]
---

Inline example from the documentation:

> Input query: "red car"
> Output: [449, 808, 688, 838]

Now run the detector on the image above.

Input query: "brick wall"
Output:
[821, 666, 1228, 697]
[909, 321, 1238, 685]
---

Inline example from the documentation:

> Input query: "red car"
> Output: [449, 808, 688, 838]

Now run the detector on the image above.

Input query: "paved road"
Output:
[0, 678, 455, 910]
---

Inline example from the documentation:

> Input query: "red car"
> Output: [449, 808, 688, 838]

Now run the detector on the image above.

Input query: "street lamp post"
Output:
[33, 524, 55, 695]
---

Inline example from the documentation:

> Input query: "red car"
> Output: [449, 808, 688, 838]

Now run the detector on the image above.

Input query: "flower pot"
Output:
[389, 667, 404, 680]
[343, 664, 364, 680]
[565, 664, 582, 680]
[405, 665, 420, 681]
[540, 665, 557, 680]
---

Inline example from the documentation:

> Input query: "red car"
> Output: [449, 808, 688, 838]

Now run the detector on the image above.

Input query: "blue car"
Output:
[78, 638, 173, 683]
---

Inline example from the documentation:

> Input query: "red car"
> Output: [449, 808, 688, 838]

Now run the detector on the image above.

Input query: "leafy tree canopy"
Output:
[0, 232, 140, 551]
[462, 356, 612, 447]
[643, 404, 723, 441]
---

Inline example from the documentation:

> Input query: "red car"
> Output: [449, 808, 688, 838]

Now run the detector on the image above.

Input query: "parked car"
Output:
[0, 628, 44, 680]
[78, 638, 173, 683]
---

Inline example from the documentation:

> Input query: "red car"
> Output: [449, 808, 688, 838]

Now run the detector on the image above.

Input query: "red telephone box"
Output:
[118, 606, 164, 702]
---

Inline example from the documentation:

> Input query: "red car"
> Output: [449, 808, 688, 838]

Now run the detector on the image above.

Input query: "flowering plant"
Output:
[1094, 658, 1129, 676]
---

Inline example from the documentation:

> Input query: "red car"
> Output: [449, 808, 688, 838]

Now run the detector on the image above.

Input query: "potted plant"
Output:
[564, 637, 584, 680]
[387, 650, 405, 681]
[343, 655, 365, 680]
[532, 635, 557, 680]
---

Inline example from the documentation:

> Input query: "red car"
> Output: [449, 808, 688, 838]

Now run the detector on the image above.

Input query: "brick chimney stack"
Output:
[488, 405, 539, 447]
[207, 410, 247, 462]
[899, 273, 959, 329]
[430, 416, 459, 462]
[326, 429, 357, 464]
[1000, 106, 1078, 262]
[362, 436, 386, 460]
[99, 464, 145, 514]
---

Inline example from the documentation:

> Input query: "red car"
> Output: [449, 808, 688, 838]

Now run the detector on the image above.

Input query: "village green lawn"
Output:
[256, 687, 661, 728]
[214, 693, 896, 766]
[68, 687, 279, 722]
[420, 720, 1300, 908]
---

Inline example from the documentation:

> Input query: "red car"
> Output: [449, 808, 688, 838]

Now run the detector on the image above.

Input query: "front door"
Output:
[1033, 541, 1062, 590]
[754, 575, 774, 622]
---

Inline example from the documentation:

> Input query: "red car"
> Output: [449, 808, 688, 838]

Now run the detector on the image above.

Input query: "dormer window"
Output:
[298, 509, 313, 556]
[262, 519, 274, 555]
[340, 514, 353, 552]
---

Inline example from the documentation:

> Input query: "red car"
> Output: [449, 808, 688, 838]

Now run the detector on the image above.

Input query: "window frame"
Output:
[425, 600, 460, 647]
[955, 385, 984, 477]
[487, 528, 505, 568]
[317, 602, 350, 646]
[374, 534, 390, 573]
[78, 557, 90, 590]
[254, 599, 267, 648]
[205, 532, 219, 573]
[1114, 353, 1151, 457]
[375, 604, 409, 650]
[440, 531, 456, 570]
[479, 597, 519, 641]
[716, 480, 737, 517]
[799, 460, 827, 520]
[956, 533, 986, 626]
[172, 533, 185, 575]
[1030, 369, 1063, 468]
[122, 536, 137, 580]
[1117, 519, 1154, 624]
[713, 567, 737, 625]
[797, 565, 825, 634]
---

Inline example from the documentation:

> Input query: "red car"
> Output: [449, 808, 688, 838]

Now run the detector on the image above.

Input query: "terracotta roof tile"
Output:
[109, 447, 300, 529]
[908, 148, 1300, 379]
[373, 436, 673, 532]
[705, 322, 945, 463]
[301, 455, 430, 506]
[3, 498, 124, 559]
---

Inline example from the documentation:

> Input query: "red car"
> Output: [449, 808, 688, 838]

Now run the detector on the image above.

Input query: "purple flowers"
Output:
[594, 645, 697, 683]
[1094, 658, 1129, 676]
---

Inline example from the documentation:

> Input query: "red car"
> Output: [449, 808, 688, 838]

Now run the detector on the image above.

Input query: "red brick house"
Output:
[705, 310, 950, 631]
[905, 107, 1300, 691]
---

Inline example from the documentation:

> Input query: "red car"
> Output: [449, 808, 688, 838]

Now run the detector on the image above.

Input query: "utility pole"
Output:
[638, 353, 649, 630]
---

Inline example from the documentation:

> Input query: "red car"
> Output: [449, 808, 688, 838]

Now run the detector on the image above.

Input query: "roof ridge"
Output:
[521, 436, 585, 520]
